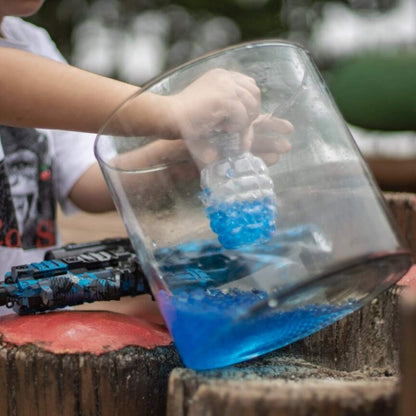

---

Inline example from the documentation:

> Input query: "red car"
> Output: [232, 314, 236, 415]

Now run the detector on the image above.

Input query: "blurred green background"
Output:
[27, 0, 415, 133]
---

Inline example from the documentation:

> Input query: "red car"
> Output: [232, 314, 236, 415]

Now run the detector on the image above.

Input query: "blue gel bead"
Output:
[206, 197, 277, 249]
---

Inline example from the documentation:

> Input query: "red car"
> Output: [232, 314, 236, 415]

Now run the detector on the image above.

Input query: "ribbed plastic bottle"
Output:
[200, 133, 277, 249]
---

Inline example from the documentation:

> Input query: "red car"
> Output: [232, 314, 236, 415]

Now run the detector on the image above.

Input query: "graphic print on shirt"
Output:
[0, 126, 56, 249]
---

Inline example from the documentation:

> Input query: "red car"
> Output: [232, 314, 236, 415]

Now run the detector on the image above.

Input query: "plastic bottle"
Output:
[200, 133, 277, 249]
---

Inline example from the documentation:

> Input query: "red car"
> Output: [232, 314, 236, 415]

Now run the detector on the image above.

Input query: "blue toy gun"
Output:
[0, 225, 331, 315]
[0, 238, 151, 315]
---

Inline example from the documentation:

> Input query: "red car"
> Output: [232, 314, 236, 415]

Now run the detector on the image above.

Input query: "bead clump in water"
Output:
[201, 144, 277, 249]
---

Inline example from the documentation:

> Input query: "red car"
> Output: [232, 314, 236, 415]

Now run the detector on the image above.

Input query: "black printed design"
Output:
[0, 126, 56, 249]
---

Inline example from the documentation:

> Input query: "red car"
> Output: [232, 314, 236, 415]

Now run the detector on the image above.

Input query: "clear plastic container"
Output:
[95, 40, 411, 370]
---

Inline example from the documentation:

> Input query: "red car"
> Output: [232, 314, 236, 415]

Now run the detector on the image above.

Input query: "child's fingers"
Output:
[235, 85, 261, 123]
[171, 68, 261, 140]
[252, 114, 294, 135]
[249, 115, 293, 151]
[216, 101, 252, 133]
[243, 114, 294, 163]
[213, 71, 260, 130]
[251, 136, 292, 156]
[230, 71, 261, 102]
[256, 152, 281, 165]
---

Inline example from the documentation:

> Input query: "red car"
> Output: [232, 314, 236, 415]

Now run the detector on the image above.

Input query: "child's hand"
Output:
[167, 68, 260, 140]
[244, 114, 293, 165]
[165, 68, 293, 166]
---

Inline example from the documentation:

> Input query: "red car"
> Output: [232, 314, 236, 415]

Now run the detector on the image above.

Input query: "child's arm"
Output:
[67, 139, 194, 213]
[0, 47, 260, 140]
[68, 162, 115, 212]
[0, 48, 138, 133]
[0, 47, 291, 213]
[0, 47, 262, 213]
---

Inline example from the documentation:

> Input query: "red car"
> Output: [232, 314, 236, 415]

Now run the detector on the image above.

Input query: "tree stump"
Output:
[0, 310, 182, 416]
[383, 192, 416, 259]
[399, 289, 416, 416]
[0, 192, 414, 416]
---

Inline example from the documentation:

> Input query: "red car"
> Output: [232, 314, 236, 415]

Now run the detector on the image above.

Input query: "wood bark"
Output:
[0, 311, 182, 416]
[383, 192, 416, 259]
[170, 378, 398, 416]
[399, 291, 416, 416]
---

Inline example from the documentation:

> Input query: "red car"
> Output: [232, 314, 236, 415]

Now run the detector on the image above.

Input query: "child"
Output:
[0, 2, 293, 314]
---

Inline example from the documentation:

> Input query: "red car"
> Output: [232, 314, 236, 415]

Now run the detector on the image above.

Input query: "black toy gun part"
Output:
[0, 238, 151, 315]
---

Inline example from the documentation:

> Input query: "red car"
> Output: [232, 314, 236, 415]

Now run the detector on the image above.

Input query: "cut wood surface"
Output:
[169, 376, 398, 416]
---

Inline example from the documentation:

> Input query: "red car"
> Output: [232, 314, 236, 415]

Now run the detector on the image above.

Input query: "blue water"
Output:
[154, 230, 357, 370]
[158, 287, 355, 370]
[205, 196, 277, 249]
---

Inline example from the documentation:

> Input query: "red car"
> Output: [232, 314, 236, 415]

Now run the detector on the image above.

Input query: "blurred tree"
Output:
[27, 0, 291, 84]
[26, 0, 402, 87]
[27, 0, 399, 63]
[27, 0, 286, 65]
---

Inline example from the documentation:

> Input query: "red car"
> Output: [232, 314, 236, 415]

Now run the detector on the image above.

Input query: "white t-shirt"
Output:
[0, 17, 97, 281]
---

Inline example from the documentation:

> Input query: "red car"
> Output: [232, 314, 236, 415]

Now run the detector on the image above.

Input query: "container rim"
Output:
[243, 249, 413, 319]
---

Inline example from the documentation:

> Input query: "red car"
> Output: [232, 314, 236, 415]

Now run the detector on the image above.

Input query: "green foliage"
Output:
[169, 0, 285, 39]
[327, 52, 416, 131]
[27, 0, 287, 61]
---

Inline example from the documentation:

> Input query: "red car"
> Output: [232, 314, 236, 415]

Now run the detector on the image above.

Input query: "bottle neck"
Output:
[216, 132, 243, 159]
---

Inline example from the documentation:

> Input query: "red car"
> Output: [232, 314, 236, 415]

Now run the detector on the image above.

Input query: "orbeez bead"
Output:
[201, 152, 277, 249]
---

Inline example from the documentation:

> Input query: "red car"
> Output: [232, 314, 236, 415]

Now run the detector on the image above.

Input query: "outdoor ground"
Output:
[57, 208, 127, 244]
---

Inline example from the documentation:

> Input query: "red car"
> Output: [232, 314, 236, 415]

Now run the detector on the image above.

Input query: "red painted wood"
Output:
[0, 310, 172, 354]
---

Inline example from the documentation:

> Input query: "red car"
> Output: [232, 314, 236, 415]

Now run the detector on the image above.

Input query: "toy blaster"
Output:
[0, 225, 332, 316]
[0, 238, 151, 315]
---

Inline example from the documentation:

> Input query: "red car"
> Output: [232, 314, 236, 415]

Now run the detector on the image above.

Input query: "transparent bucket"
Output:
[95, 40, 411, 370]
